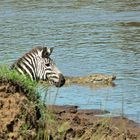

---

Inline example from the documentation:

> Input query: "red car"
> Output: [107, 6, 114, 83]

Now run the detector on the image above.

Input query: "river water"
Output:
[0, 0, 140, 123]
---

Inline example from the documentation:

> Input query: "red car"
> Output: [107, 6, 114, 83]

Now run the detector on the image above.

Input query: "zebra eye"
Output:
[45, 63, 50, 67]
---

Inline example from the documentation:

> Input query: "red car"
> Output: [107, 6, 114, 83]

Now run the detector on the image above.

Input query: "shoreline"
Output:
[45, 105, 140, 139]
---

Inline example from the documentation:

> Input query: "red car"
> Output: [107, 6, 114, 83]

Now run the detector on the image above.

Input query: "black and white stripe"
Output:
[11, 46, 65, 87]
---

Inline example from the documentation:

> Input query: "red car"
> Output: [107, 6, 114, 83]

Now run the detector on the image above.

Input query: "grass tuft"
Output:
[0, 65, 39, 101]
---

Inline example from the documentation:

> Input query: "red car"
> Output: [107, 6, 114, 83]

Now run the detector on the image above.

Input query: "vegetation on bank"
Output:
[0, 65, 39, 100]
[0, 65, 47, 139]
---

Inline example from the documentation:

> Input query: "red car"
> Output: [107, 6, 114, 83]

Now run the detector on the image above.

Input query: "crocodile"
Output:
[65, 73, 116, 88]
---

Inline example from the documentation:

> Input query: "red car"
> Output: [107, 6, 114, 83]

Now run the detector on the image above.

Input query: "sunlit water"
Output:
[0, 0, 140, 123]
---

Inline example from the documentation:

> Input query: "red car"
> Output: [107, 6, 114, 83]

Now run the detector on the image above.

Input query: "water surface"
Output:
[0, 0, 140, 123]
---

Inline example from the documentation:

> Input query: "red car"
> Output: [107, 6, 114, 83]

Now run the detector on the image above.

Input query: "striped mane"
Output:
[12, 47, 35, 68]
[11, 46, 50, 69]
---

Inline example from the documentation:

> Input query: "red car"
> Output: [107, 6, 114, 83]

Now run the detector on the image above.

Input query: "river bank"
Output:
[0, 66, 139, 139]
[46, 105, 140, 140]
[0, 82, 140, 140]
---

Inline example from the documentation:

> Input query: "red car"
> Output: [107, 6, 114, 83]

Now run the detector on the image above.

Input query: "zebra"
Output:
[11, 46, 65, 87]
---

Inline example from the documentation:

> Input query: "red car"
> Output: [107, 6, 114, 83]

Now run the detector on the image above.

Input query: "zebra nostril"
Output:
[60, 74, 65, 83]
[54, 74, 65, 87]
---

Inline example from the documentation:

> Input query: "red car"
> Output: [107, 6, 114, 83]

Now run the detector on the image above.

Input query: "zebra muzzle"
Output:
[54, 74, 65, 87]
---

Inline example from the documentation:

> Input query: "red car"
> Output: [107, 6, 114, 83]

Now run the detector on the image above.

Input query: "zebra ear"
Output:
[42, 47, 53, 58]
[49, 47, 53, 55]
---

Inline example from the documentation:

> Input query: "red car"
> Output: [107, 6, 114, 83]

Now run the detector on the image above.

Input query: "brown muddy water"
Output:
[0, 0, 140, 123]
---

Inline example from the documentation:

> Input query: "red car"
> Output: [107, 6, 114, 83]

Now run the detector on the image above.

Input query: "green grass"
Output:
[0, 65, 39, 101]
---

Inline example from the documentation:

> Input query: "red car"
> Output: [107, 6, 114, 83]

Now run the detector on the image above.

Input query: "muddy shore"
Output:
[0, 82, 140, 140]
[46, 105, 140, 140]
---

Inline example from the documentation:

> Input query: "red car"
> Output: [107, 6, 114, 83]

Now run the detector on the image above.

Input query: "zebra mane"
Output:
[11, 46, 53, 69]
[25, 46, 52, 58]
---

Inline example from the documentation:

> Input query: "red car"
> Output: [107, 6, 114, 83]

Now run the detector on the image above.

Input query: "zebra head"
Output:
[11, 46, 65, 87]
[37, 47, 65, 87]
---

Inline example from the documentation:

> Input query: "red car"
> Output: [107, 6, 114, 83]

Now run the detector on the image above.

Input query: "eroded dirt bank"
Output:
[46, 105, 140, 140]
[0, 82, 42, 140]
[0, 82, 140, 140]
